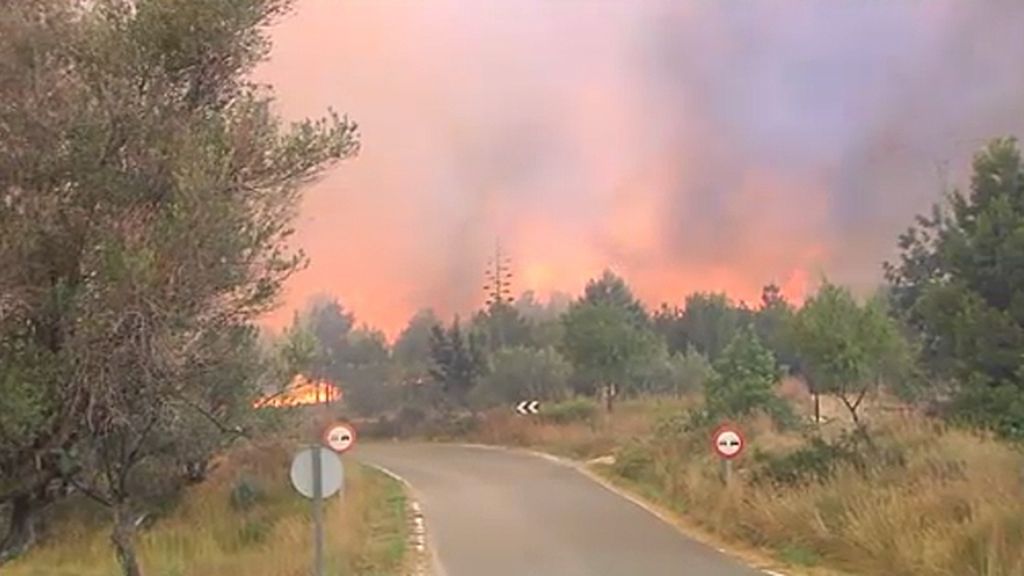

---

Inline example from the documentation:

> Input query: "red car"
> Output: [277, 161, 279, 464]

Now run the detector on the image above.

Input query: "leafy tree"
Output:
[337, 326, 397, 416]
[305, 298, 356, 374]
[791, 282, 908, 427]
[562, 301, 660, 397]
[681, 292, 746, 361]
[886, 138, 1024, 438]
[428, 318, 486, 410]
[0, 0, 357, 571]
[529, 316, 567, 351]
[674, 346, 717, 397]
[393, 308, 441, 382]
[581, 270, 649, 327]
[622, 342, 713, 397]
[704, 326, 785, 421]
[653, 304, 688, 355]
[515, 290, 572, 321]
[753, 284, 800, 373]
[475, 346, 571, 406]
[341, 326, 390, 368]
[472, 302, 533, 351]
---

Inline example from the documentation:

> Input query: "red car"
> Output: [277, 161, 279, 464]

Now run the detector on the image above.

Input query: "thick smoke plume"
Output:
[255, 0, 1024, 337]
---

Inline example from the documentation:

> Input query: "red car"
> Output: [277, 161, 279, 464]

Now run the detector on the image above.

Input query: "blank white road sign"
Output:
[290, 448, 344, 499]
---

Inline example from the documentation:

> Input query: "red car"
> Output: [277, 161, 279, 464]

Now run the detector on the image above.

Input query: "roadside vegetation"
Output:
[346, 139, 1024, 576]
[470, 397, 1024, 576]
[3, 440, 408, 576]
[0, 1, 363, 574]
[5, 1, 1024, 576]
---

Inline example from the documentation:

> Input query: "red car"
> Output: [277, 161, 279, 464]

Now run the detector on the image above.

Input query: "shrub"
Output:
[229, 476, 264, 512]
[613, 441, 656, 483]
[751, 436, 857, 486]
[541, 398, 598, 425]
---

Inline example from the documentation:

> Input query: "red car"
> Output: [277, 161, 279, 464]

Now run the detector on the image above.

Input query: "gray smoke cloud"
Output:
[255, 0, 1024, 334]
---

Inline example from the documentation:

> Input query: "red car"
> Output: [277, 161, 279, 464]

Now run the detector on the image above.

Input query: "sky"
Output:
[253, 0, 1024, 339]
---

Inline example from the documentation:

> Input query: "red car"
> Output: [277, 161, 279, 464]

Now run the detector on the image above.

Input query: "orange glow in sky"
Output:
[251, 1, 1024, 338]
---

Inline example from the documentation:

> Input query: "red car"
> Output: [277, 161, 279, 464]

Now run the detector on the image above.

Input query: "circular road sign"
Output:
[323, 422, 357, 454]
[711, 424, 745, 460]
[290, 447, 344, 499]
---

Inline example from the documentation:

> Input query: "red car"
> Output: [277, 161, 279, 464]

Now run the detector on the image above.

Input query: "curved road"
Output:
[357, 443, 764, 576]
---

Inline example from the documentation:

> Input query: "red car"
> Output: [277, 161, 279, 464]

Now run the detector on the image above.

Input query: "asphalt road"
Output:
[356, 443, 765, 576]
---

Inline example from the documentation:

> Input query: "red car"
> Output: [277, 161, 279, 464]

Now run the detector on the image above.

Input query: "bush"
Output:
[229, 475, 265, 512]
[749, 430, 905, 487]
[613, 441, 655, 483]
[751, 436, 857, 486]
[541, 398, 598, 425]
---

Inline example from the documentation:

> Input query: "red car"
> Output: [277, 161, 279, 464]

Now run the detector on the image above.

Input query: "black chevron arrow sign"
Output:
[515, 400, 540, 415]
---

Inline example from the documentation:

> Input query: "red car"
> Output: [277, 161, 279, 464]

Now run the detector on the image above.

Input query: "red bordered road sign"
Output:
[323, 422, 357, 454]
[711, 423, 745, 460]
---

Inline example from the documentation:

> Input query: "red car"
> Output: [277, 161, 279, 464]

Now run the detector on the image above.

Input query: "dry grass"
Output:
[5, 440, 408, 576]
[474, 396, 1024, 576]
[471, 396, 693, 459]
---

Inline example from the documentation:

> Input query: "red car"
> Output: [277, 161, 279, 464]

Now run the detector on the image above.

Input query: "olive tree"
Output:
[0, 1, 358, 572]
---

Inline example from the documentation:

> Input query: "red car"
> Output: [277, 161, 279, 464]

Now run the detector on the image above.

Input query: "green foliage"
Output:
[778, 545, 822, 567]
[472, 302, 534, 351]
[704, 326, 785, 421]
[562, 284, 659, 395]
[678, 293, 751, 361]
[0, 0, 358, 568]
[428, 318, 486, 409]
[393, 308, 441, 376]
[751, 436, 862, 487]
[477, 346, 571, 406]
[540, 398, 599, 425]
[229, 476, 265, 512]
[581, 270, 650, 327]
[792, 281, 909, 423]
[887, 138, 1024, 436]
[754, 284, 800, 373]
[305, 298, 355, 370]
[612, 441, 656, 483]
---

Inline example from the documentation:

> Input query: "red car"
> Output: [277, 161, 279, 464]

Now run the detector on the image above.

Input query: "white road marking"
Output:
[363, 462, 444, 576]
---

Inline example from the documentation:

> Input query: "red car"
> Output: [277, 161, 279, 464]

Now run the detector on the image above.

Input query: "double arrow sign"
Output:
[515, 400, 540, 415]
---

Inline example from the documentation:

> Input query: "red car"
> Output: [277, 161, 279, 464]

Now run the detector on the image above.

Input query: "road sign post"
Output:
[312, 445, 324, 576]
[290, 445, 345, 576]
[711, 423, 745, 486]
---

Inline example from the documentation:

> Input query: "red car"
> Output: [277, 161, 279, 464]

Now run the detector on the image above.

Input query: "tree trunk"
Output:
[111, 503, 143, 576]
[0, 494, 39, 564]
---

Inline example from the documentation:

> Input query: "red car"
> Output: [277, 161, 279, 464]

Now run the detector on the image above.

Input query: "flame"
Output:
[255, 374, 342, 408]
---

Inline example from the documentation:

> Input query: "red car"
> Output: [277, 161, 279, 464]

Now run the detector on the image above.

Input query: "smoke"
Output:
[254, 0, 1024, 337]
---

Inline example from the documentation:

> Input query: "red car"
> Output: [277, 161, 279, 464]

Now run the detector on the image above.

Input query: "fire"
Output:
[255, 374, 342, 408]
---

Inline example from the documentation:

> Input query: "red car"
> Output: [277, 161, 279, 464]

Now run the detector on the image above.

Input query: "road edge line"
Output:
[363, 462, 447, 576]
[453, 443, 789, 576]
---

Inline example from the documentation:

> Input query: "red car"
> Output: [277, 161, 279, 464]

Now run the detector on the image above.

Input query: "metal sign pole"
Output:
[312, 444, 324, 576]
[720, 457, 732, 486]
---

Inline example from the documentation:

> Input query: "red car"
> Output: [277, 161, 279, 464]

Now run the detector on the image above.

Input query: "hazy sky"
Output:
[254, 0, 1024, 338]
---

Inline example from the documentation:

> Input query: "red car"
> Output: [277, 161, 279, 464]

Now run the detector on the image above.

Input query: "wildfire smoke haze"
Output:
[254, 1, 1024, 338]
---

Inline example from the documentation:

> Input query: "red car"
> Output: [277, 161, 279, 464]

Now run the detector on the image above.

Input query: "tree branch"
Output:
[66, 476, 112, 508]
[171, 393, 248, 439]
